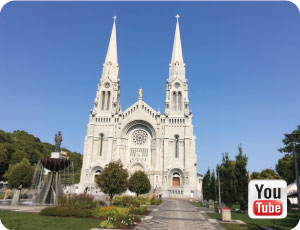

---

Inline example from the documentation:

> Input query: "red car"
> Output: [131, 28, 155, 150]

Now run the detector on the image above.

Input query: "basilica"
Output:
[79, 16, 203, 199]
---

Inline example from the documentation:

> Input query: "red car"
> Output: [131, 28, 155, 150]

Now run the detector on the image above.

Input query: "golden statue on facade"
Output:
[139, 88, 143, 99]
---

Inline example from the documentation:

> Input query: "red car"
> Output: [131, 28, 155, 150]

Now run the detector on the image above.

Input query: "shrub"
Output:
[130, 206, 147, 215]
[58, 194, 97, 209]
[93, 206, 137, 227]
[40, 206, 93, 218]
[114, 196, 141, 207]
[150, 195, 162, 205]
[114, 195, 162, 207]
[99, 220, 114, 228]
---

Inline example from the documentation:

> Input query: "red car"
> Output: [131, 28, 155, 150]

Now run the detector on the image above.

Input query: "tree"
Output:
[218, 153, 238, 207]
[0, 144, 9, 181]
[251, 171, 261, 180]
[97, 161, 129, 205]
[259, 169, 280, 179]
[276, 154, 295, 184]
[209, 170, 217, 201]
[235, 145, 248, 210]
[277, 125, 300, 184]
[5, 158, 34, 189]
[202, 169, 211, 201]
[128, 171, 151, 197]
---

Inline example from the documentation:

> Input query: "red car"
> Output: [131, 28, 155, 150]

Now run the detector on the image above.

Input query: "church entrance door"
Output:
[172, 177, 180, 187]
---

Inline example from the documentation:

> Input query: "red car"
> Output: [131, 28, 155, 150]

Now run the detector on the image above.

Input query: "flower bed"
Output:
[39, 194, 154, 229]
[40, 194, 98, 219]
[58, 194, 98, 209]
[93, 206, 141, 228]
[114, 195, 162, 207]
[40, 206, 93, 218]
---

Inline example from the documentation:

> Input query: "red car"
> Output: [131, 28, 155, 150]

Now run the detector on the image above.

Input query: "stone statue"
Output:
[55, 131, 63, 152]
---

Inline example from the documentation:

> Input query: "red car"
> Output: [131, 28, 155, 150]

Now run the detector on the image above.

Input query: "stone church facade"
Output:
[79, 17, 203, 199]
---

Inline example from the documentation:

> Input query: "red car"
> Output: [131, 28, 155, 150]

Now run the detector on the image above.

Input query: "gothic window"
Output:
[172, 92, 177, 110]
[101, 91, 105, 110]
[99, 133, 104, 156]
[178, 92, 182, 111]
[106, 91, 111, 110]
[175, 134, 179, 158]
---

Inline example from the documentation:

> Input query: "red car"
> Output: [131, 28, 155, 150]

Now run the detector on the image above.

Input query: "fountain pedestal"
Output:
[32, 153, 71, 205]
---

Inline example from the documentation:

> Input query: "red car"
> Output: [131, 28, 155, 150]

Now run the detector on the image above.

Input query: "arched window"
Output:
[172, 92, 177, 110]
[175, 135, 179, 158]
[99, 133, 104, 156]
[101, 91, 105, 110]
[106, 91, 111, 110]
[94, 170, 101, 183]
[178, 92, 182, 111]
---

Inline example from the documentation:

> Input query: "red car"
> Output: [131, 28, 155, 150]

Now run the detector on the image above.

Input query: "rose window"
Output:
[132, 130, 148, 146]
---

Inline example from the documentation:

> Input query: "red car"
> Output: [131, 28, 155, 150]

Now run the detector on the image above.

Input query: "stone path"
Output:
[135, 199, 224, 230]
[0, 204, 45, 213]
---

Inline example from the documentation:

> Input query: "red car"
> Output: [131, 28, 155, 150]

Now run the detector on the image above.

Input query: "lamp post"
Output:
[285, 133, 300, 215]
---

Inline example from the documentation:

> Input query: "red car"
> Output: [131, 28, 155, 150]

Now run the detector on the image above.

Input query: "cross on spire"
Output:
[175, 14, 180, 23]
[113, 16, 117, 23]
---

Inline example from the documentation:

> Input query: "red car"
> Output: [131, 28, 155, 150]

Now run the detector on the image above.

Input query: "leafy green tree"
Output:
[128, 171, 151, 197]
[277, 125, 300, 184]
[251, 171, 261, 180]
[5, 158, 34, 189]
[209, 170, 217, 201]
[218, 153, 238, 207]
[202, 169, 211, 201]
[259, 169, 280, 179]
[0, 144, 9, 181]
[235, 145, 248, 210]
[97, 161, 129, 205]
[276, 154, 295, 184]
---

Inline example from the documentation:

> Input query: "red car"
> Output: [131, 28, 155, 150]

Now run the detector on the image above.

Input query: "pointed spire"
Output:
[169, 14, 185, 80]
[102, 16, 119, 81]
[171, 14, 184, 65]
[105, 16, 118, 65]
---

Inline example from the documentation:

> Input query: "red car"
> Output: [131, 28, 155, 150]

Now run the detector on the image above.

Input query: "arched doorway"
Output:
[172, 172, 181, 187]
[132, 163, 144, 172]
[94, 170, 101, 184]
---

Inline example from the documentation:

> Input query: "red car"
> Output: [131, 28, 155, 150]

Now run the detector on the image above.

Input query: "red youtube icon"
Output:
[253, 200, 283, 216]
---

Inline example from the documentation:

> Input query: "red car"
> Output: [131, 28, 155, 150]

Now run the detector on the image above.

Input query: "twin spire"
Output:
[102, 16, 119, 82]
[169, 14, 186, 81]
[171, 14, 184, 67]
[101, 15, 185, 81]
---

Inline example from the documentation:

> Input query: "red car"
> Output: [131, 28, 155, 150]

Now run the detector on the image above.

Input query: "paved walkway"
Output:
[135, 199, 224, 230]
[0, 204, 45, 213]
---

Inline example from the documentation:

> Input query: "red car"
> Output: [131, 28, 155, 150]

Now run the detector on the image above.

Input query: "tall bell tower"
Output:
[165, 15, 190, 117]
[93, 16, 121, 116]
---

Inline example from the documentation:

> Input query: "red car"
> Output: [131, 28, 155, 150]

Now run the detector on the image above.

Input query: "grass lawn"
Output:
[0, 210, 100, 230]
[208, 211, 299, 230]
[191, 202, 203, 208]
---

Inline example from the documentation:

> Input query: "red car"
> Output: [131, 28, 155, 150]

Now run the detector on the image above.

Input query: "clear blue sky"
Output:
[0, 1, 300, 174]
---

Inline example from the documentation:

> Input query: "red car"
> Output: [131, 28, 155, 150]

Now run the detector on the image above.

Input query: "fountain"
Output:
[29, 131, 74, 205]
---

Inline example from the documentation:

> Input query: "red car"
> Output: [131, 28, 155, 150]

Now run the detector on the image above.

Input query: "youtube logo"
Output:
[248, 180, 287, 219]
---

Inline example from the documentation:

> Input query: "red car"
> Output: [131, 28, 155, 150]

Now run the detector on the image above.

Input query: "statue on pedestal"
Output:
[55, 131, 63, 152]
